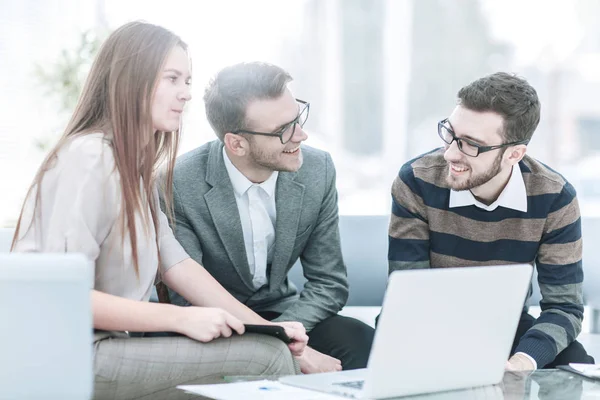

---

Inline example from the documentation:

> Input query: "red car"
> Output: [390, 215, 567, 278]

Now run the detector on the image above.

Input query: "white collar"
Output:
[223, 147, 278, 197]
[449, 163, 527, 212]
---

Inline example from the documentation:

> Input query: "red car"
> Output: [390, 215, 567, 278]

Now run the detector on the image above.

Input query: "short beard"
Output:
[247, 137, 301, 173]
[447, 151, 503, 191]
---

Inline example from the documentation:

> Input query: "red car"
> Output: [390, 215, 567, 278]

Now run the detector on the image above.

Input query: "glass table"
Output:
[224, 370, 600, 399]
[361, 370, 599, 400]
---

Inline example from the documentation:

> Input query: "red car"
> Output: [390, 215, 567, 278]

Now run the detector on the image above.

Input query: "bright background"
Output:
[2, 0, 600, 226]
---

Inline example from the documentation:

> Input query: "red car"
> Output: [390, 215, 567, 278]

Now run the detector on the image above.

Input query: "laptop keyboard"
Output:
[334, 380, 364, 390]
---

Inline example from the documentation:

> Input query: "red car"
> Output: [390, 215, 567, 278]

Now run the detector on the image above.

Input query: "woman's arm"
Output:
[162, 258, 267, 324]
[93, 289, 180, 332]
[92, 289, 245, 342]
[163, 258, 308, 354]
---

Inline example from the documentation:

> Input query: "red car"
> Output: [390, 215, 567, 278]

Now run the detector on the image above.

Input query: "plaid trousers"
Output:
[93, 333, 299, 400]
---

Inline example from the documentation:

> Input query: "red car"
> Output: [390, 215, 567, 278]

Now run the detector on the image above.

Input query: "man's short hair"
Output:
[203, 62, 293, 141]
[457, 72, 541, 143]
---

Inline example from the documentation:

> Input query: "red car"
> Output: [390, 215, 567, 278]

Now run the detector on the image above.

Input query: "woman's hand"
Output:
[175, 307, 245, 342]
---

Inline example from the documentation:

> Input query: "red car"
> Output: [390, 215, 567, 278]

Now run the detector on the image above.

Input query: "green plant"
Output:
[33, 29, 105, 151]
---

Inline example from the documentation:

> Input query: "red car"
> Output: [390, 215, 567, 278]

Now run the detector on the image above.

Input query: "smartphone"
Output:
[243, 324, 292, 344]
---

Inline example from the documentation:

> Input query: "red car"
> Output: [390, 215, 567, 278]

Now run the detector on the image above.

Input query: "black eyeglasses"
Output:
[438, 118, 528, 157]
[232, 99, 310, 144]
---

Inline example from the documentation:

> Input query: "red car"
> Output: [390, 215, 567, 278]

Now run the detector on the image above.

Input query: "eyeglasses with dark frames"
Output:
[232, 99, 310, 144]
[437, 118, 528, 157]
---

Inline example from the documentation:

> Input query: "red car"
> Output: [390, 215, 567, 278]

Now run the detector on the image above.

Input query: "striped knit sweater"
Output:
[389, 148, 583, 367]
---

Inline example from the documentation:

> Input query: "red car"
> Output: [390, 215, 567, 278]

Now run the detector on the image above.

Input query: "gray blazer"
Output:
[164, 140, 349, 330]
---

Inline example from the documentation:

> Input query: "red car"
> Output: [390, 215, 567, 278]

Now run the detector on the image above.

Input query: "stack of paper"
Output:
[177, 380, 343, 400]
[558, 363, 600, 379]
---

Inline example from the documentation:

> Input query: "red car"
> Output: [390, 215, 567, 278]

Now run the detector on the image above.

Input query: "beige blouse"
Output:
[14, 133, 189, 302]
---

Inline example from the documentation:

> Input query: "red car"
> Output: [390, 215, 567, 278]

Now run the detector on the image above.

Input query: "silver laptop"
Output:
[0, 253, 93, 399]
[280, 264, 533, 399]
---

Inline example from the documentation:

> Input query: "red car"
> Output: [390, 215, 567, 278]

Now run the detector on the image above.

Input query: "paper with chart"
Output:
[177, 379, 342, 400]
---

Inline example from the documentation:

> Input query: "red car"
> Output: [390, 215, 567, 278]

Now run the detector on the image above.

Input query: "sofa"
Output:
[3, 215, 598, 331]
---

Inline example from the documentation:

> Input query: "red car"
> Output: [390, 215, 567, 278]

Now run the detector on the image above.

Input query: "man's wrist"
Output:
[513, 352, 537, 370]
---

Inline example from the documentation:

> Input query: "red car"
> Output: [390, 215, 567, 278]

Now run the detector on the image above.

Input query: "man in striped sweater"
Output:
[389, 72, 594, 370]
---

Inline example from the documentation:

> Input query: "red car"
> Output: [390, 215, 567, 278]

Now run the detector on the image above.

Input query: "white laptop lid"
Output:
[363, 264, 533, 399]
[0, 253, 93, 399]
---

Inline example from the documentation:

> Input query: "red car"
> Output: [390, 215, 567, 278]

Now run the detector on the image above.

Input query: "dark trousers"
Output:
[511, 311, 594, 368]
[259, 312, 375, 370]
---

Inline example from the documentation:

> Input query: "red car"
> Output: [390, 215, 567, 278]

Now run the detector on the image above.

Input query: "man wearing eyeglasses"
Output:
[388, 72, 593, 371]
[160, 62, 374, 373]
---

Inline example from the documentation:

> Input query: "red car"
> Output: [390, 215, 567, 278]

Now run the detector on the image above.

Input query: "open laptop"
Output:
[280, 264, 533, 399]
[0, 253, 93, 399]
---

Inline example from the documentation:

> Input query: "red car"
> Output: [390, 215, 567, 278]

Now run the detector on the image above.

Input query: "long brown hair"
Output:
[12, 21, 185, 276]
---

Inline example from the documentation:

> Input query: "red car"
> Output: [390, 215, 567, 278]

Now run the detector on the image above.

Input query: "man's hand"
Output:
[505, 353, 535, 371]
[296, 346, 342, 374]
[271, 321, 308, 356]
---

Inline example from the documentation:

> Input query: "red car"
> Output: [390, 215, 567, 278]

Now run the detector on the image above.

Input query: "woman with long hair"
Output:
[11, 21, 306, 399]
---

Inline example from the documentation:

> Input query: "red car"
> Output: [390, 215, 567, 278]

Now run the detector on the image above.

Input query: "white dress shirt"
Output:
[449, 162, 536, 369]
[449, 163, 528, 213]
[223, 148, 278, 289]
